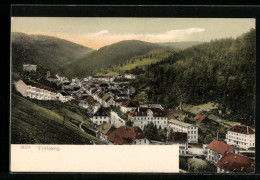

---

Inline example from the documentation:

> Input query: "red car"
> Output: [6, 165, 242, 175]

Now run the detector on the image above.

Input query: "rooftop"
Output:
[216, 151, 255, 173]
[168, 119, 194, 127]
[228, 125, 255, 135]
[207, 140, 234, 155]
[108, 126, 146, 145]
[96, 123, 114, 135]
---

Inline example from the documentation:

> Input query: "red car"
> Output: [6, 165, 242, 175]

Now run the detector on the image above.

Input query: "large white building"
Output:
[225, 125, 255, 150]
[128, 107, 168, 130]
[168, 119, 198, 143]
[23, 64, 37, 72]
[15, 79, 56, 100]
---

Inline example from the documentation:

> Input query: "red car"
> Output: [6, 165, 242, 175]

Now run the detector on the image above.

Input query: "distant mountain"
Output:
[61, 40, 165, 77]
[157, 41, 204, 49]
[11, 32, 93, 74]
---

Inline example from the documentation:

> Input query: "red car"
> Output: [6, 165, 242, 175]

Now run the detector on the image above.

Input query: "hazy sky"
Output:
[11, 17, 255, 50]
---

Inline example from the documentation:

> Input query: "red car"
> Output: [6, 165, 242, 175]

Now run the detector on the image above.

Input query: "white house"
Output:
[91, 106, 110, 125]
[225, 125, 255, 150]
[168, 119, 198, 143]
[107, 126, 150, 145]
[23, 64, 37, 72]
[128, 107, 168, 130]
[124, 73, 136, 79]
[206, 139, 235, 164]
[15, 79, 56, 100]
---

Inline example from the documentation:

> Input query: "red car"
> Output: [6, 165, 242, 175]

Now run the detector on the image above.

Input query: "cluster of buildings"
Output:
[15, 66, 255, 173]
[204, 124, 255, 173]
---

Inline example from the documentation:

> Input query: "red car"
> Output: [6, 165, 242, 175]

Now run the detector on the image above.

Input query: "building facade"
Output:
[23, 64, 37, 72]
[225, 125, 255, 150]
[15, 79, 56, 100]
[167, 119, 198, 143]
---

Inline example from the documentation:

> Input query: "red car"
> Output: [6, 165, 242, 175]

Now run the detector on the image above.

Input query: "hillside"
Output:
[61, 40, 165, 77]
[11, 93, 103, 144]
[11, 32, 93, 74]
[132, 29, 255, 126]
[96, 49, 176, 76]
[157, 41, 204, 49]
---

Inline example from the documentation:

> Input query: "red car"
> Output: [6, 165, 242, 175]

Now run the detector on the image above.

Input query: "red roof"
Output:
[108, 126, 146, 145]
[22, 79, 56, 93]
[216, 152, 255, 173]
[207, 140, 234, 155]
[228, 125, 255, 135]
[197, 114, 206, 123]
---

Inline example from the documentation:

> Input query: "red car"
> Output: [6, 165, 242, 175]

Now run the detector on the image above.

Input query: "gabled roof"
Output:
[108, 126, 146, 145]
[120, 99, 138, 108]
[93, 106, 110, 116]
[96, 123, 114, 135]
[216, 151, 254, 173]
[207, 140, 234, 155]
[228, 125, 255, 135]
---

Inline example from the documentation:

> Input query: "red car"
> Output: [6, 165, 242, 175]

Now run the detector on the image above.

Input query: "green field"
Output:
[11, 93, 103, 144]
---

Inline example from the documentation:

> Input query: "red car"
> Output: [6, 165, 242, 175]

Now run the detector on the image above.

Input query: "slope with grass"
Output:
[11, 93, 103, 144]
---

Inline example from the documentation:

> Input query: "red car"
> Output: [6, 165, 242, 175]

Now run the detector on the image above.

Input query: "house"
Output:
[56, 91, 72, 102]
[128, 107, 168, 130]
[216, 151, 255, 173]
[91, 106, 110, 125]
[168, 132, 188, 155]
[120, 99, 138, 113]
[124, 73, 136, 79]
[46, 71, 59, 84]
[15, 79, 56, 100]
[225, 125, 255, 150]
[206, 139, 235, 164]
[62, 82, 72, 90]
[23, 64, 37, 72]
[107, 126, 150, 145]
[96, 123, 115, 142]
[101, 93, 115, 107]
[168, 119, 198, 143]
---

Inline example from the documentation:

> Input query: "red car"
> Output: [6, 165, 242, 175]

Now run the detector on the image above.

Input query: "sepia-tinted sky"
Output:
[11, 17, 255, 50]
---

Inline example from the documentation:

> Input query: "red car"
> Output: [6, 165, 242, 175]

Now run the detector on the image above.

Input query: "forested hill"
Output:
[133, 29, 255, 126]
[61, 40, 164, 78]
[11, 32, 93, 73]
[157, 41, 203, 49]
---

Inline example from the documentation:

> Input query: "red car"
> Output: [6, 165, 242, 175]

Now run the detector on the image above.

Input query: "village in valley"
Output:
[13, 63, 255, 173]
